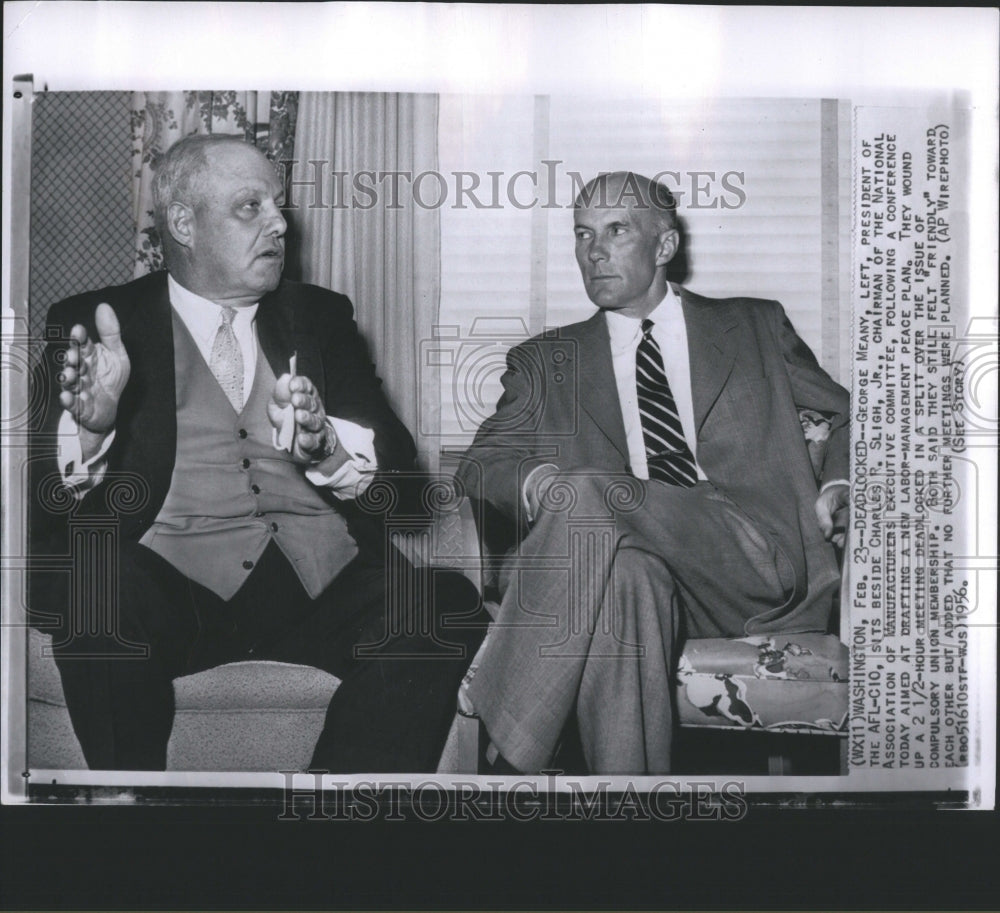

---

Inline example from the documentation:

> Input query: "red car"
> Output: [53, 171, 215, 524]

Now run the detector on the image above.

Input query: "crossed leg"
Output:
[467, 470, 797, 774]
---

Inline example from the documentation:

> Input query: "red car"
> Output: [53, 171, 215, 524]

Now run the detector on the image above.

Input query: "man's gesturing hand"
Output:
[58, 303, 130, 435]
[815, 482, 850, 549]
[268, 374, 334, 465]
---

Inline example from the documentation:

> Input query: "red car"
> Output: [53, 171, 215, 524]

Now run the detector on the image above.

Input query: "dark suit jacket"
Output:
[29, 271, 416, 611]
[458, 286, 850, 633]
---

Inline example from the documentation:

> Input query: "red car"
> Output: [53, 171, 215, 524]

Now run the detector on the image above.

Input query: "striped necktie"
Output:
[635, 318, 697, 487]
[209, 306, 244, 411]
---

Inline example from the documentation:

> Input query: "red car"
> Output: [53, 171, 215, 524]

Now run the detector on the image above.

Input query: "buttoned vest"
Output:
[139, 311, 358, 600]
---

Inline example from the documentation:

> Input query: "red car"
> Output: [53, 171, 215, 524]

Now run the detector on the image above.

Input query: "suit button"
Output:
[251, 484, 261, 494]
[242, 560, 254, 570]
[241, 458, 251, 469]
[238, 428, 248, 439]
[270, 522, 279, 532]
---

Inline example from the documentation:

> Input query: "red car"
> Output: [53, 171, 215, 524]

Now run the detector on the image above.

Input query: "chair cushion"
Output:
[26, 628, 340, 771]
[677, 633, 848, 733]
[172, 661, 339, 711]
[167, 662, 341, 772]
[26, 627, 67, 705]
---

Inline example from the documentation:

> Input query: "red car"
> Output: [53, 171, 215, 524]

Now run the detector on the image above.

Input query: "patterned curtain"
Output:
[130, 91, 298, 275]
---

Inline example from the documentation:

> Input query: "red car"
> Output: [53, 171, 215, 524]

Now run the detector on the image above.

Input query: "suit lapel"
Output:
[575, 313, 629, 459]
[256, 285, 294, 380]
[121, 273, 176, 455]
[257, 282, 324, 401]
[680, 286, 740, 433]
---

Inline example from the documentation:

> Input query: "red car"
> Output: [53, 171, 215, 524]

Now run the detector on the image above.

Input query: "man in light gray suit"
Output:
[457, 171, 850, 774]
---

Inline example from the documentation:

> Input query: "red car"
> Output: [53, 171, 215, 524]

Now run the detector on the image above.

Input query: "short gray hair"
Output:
[151, 133, 249, 238]
[574, 171, 678, 232]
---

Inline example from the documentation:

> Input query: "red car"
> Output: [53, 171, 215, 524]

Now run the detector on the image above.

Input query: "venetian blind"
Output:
[436, 94, 538, 445]
[438, 95, 843, 447]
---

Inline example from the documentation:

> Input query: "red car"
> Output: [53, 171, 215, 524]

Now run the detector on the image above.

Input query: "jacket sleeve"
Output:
[317, 293, 416, 473]
[456, 340, 560, 523]
[27, 294, 103, 619]
[769, 300, 851, 486]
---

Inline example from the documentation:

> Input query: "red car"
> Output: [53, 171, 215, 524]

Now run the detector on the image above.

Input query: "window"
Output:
[438, 95, 849, 448]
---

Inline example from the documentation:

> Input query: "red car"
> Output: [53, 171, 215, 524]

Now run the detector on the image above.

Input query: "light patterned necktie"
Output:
[636, 318, 698, 487]
[209, 306, 244, 411]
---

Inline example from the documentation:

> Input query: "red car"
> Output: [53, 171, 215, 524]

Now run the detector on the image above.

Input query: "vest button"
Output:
[238, 428, 248, 439]
[270, 522, 279, 532]
[242, 560, 254, 570]
[241, 458, 251, 469]
[251, 484, 261, 494]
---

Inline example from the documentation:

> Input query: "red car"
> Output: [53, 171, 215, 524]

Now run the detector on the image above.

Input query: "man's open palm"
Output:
[58, 303, 130, 434]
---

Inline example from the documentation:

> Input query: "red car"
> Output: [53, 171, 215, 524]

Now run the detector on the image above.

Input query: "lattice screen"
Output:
[28, 92, 135, 342]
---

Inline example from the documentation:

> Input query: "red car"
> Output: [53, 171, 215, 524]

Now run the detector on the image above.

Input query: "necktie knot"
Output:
[641, 318, 655, 339]
[220, 307, 237, 328]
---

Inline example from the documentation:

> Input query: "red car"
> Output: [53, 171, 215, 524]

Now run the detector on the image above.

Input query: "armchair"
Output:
[436, 411, 850, 776]
[25, 471, 482, 775]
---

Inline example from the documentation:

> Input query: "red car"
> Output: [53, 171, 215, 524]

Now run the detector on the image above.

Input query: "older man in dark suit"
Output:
[30, 133, 482, 772]
[458, 171, 850, 774]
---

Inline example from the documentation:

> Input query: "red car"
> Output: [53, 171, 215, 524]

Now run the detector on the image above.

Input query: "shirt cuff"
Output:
[820, 479, 850, 494]
[57, 410, 114, 491]
[304, 416, 378, 500]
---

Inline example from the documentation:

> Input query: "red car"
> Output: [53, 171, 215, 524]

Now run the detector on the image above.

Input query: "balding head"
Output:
[152, 133, 252, 243]
[155, 134, 287, 307]
[573, 172, 679, 233]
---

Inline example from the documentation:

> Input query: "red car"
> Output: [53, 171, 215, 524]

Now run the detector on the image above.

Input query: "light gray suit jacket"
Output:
[458, 286, 850, 633]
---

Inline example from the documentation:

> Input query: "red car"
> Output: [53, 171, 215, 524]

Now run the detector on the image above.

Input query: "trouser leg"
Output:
[50, 531, 485, 773]
[468, 471, 796, 773]
[263, 553, 488, 774]
[51, 540, 209, 770]
[316, 567, 487, 774]
[576, 547, 679, 774]
[52, 527, 485, 774]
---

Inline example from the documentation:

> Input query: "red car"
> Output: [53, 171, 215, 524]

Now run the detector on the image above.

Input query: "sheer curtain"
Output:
[293, 92, 441, 471]
[130, 91, 298, 275]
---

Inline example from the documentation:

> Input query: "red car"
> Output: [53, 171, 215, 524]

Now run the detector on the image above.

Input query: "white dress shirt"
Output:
[58, 274, 377, 499]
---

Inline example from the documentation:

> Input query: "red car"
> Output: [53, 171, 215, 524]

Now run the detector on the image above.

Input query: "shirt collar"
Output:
[604, 283, 681, 351]
[167, 273, 259, 347]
